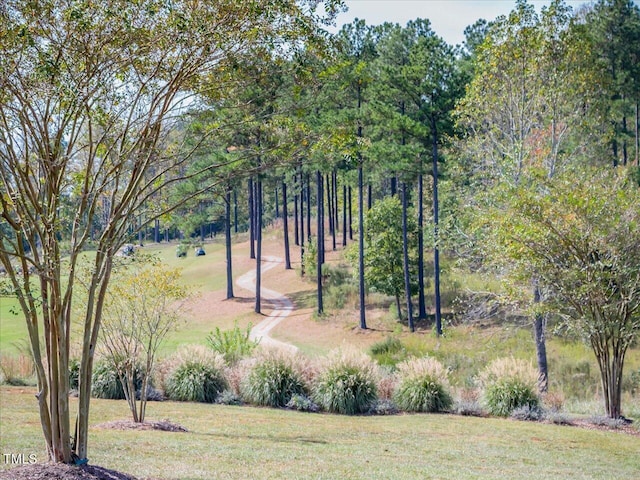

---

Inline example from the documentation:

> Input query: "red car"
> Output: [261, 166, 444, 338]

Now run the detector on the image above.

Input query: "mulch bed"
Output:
[93, 419, 188, 433]
[0, 464, 142, 480]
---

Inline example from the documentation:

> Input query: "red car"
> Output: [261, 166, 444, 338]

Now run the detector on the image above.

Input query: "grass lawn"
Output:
[1, 386, 639, 480]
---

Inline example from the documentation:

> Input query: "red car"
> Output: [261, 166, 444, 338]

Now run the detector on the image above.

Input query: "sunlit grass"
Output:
[1, 386, 639, 479]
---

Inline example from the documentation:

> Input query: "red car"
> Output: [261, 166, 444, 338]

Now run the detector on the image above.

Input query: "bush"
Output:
[91, 360, 126, 399]
[370, 337, 407, 367]
[393, 357, 453, 413]
[313, 348, 378, 415]
[0, 353, 34, 386]
[286, 394, 320, 413]
[216, 390, 243, 406]
[368, 399, 399, 416]
[510, 404, 544, 421]
[164, 346, 227, 403]
[479, 357, 540, 417]
[69, 358, 80, 390]
[207, 322, 259, 364]
[242, 350, 307, 408]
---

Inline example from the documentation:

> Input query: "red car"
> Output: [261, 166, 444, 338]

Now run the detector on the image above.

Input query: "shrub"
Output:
[216, 390, 243, 406]
[69, 358, 80, 390]
[0, 353, 34, 386]
[368, 399, 399, 416]
[91, 360, 126, 399]
[454, 387, 484, 417]
[286, 394, 320, 413]
[242, 349, 307, 408]
[206, 322, 259, 364]
[313, 348, 378, 415]
[393, 357, 453, 413]
[370, 337, 404, 356]
[510, 404, 544, 421]
[479, 357, 540, 417]
[164, 346, 227, 403]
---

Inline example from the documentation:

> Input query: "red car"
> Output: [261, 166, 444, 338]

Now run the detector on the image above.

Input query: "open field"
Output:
[1, 386, 639, 480]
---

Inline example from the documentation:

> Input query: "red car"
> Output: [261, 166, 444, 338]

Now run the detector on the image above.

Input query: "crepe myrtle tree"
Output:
[97, 259, 188, 424]
[0, 0, 341, 464]
[493, 168, 640, 419]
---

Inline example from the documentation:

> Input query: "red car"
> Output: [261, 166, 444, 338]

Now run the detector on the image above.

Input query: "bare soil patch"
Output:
[94, 419, 187, 432]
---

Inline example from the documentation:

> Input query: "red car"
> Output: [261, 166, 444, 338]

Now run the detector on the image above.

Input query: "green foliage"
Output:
[91, 361, 129, 400]
[165, 360, 228, 404]
[242, 351, 307, 408]
[69, 358, 80, 390]
[479, 358, 540, 417]
[313, 349, 378, 415]
[393, 357, 453, 413]
[206, 322, 259, 364]
[345, 196, 418, 319]
[369, 337, 407, 367]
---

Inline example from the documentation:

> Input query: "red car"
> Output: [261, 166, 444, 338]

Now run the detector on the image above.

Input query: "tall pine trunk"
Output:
[316, 170, 324, 314]
[282, 181, 291, 270]
[358, 165, 367, 329]
[225, 188, 234, 299]
[533, 284, 548, 392]
[342, 183, 347, 247]
[248, 178, 255, 260]
[402, 182, 414, 332]
[431, 117, 442, 336]
[294, 175, 299, 246]
[418, 173, 427, 319]
[255, 180, 263, 314]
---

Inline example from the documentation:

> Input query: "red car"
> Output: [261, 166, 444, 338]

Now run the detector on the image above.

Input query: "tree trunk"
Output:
[395, 294, 403, 322]
[316, 170, 324, 314]
[225, 188, 234, 299]
[306, 174, 312, 243]
[282, 181, 291, 270]
[233, 189, 238, 234]
[330, 173, 337, 250]
[294, 175, 299, 246]
[274, 186, 279, 220]
[248, 178, 255, 259]
[358, 166, 367, 329]
[402, 183, 415, 332]
[431, 117, 442, 336]
[635, 101, 639, 166]
[418, 173, 427, 319]
[255, 180, 263, 314]
[348, 186, 353, 241]
[533, 285, 548, 393]
[300, 176, 305, 277]
[367, 183, 372, 210]
[342, 183, 347, 247]
[154, 219, 160, 243]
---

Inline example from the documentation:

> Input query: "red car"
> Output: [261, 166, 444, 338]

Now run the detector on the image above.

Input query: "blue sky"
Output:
[329, 0, 591, 46]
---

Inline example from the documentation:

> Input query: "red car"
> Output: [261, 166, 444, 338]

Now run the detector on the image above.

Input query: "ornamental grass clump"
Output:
[313, 348, 379, 415]
[393, 356, 453, 413]
[164, 346, 227, 403]
[242, 349, 307, 408]
[479, 357, 540, 417]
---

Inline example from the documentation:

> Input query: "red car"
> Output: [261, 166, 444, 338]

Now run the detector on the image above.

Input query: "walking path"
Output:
[235, 255, 298, 352]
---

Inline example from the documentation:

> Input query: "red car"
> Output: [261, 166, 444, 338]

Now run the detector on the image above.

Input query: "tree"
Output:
[98, 260, 187, 423]
[0, 0, 339, 464]
[454, 0, 604, 390]
[347, 196, 418, 324]
[493, 168, 640, 418]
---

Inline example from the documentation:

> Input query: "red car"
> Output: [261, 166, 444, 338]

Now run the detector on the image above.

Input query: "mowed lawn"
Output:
[1, 386, 639, 480]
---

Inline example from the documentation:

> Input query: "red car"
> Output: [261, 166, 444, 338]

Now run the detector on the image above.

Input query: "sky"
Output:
[329, 0, 590, 46]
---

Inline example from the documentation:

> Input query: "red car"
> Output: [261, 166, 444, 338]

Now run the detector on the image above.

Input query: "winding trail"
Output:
[235, 255, 298, 352]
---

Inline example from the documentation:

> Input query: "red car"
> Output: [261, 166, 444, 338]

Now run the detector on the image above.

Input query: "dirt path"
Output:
[235, 255, 298, 352]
